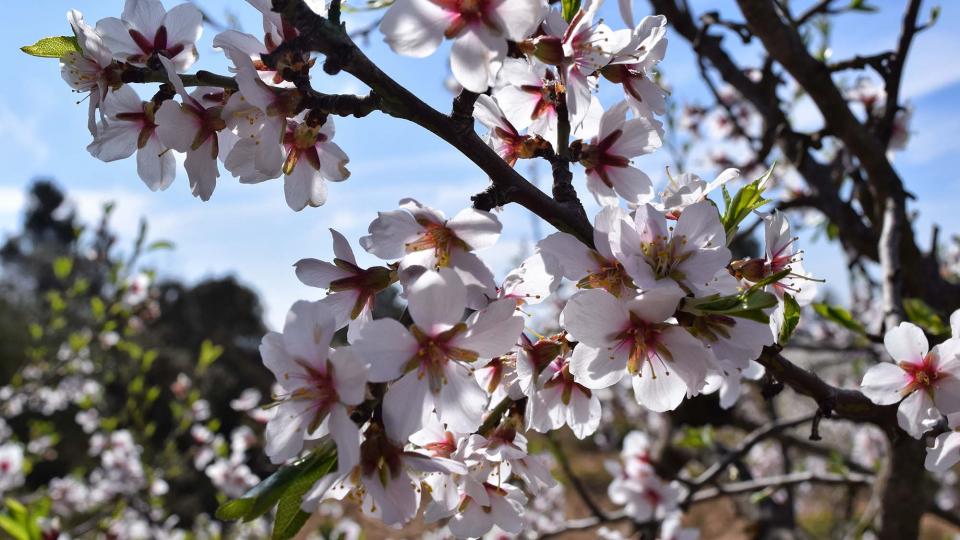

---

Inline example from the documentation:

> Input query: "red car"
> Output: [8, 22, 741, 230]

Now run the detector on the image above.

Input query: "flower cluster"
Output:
[65, 0, 350, 209]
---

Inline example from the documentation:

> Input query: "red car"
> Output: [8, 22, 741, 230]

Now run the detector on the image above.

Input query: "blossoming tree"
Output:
[13, 0, 960, 538]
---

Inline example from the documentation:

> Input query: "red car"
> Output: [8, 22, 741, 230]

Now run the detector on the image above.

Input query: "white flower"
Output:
[260, 301, 368, 470]
[926, 412, 960, 472]
[656, 168, 740, 218]
[360, 199, 501, 303]
[0, 443, 24, 495]
[301, 424, 466, 527]
[353, 269, 522, 439]
[537, 205, 635, 297]
[603, 15, 669, 118]
[492, 58, 562, 146]
[295, 229, 395, 341]
[61, 10, 117, 135]
[154, 57, 236, 201]
[526, 353, 602, 439]
[473, 94, 528, 166]
[96, 0, 202, 71]
[88, 85, 176, 191]
[614, 201, 732, 295]
[278, 117, 350, 210]
[577, 101, 661, 205]
[563, 285, 715, 412]
[497, 252, 559, 307]
[860, 322, 960, 438]
[702, 360, 765, 409]
[379, 0, 547, 93]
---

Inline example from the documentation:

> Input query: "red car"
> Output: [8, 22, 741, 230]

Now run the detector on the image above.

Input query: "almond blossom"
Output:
[732, 210, 818, 305]
[614, 201, 732, 295]
[656, 168, 740, 218]
[576, 100, 661, 205]
[603, 15, 669, 118]
[360, 199, 501, 302]
[379, 0, 547, 93]
[259, 301, 368, 470]
[538, 205, 635, 297]
[294, 229, 396, 340]
[472, 94, 531, 166]
[87, 85, 176, 191]
[95, 0, 202, 71]
[61, 10, 119, 135]
[492, 58, 562, 147]
[860, 322, 960, 438]
[301, 422, 466, 527]
[925, 412, 960, 472]
[0, 443, 24, 495]
[278, 116, 351, 210]
[352, 269, 523, 439]
[154, 57, 235, 200]
[526, 352, 602, 439]
[563, 285, 715, 412]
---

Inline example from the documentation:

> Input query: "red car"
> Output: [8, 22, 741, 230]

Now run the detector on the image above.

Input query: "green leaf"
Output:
[272, 451, 337, 540]
[685, 289, 778, 323]
[903, 298, 950, 338]
[197, 340, 224, 374]
[721, 165, 775, 242]
[21, 36, 80, 58]
[0, 514, 27, 540]
[215, 448, 336, 524]
[561, 0, 582, 22]
[52, 257, 73, 280]
[812, 303, 865, 334]
[778, 293, 801, 345]
[147, 240, 175, 251]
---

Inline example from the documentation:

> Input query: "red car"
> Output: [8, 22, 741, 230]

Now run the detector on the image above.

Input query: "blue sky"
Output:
[0, 0, 958, 329]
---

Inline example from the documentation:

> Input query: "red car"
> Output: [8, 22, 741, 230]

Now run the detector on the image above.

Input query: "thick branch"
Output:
[266, 0, 594, 245]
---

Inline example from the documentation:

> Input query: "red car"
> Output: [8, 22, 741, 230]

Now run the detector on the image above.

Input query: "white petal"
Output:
[284, 161, 327, 210]
[329, 405, 361, 472]
[136, 135, 175, 191]
[330, 347, 368, 406]
[561, 289, 628, 346]
[184, 144, 219, 201]
[359, 209, 423, 259]
[437, 363, 487, 433]
[382, 370, 432, 442]
[455, 299, 523, 358]
[884, 322, 929, 363]
[860, 362, 908, 405]
[926, 432, 960, 473]
[450, 29, 503, 93]
[407, 268, 467, 333]
[897, 389, 938, 438]
[155, 101, 198, 152]
[294, 258, 352, 289]
[363, 471, 419, 526]
[632, 360, 688, 412]
[379, 0, 450, 58]
[282, 300, 336, 362]
[570, 343, 627, 389]
[352, 319, 418, 382]
[447, 208, 502, 250]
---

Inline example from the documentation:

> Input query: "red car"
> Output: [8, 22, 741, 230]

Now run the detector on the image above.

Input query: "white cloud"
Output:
[0, 101, 50, 163]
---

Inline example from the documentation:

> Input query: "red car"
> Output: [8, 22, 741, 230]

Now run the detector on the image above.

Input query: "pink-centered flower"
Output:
[87, 84, 176, 191]
[61, 10, 120, 135]
[295, 228, 395, 341]
[492, 58, 562, 147]
[379, 0, 547, 93]
[603, 15, 669, 118]
[577, 101, 661, 205]
[563, 285, 715, 412]
[537, 205, 636, 297]
[526, 353, 601, 439]
[861, 322, 960, 438]
[154, 57, 236, 201]
[360, 199, 501, 303]
[613, 201, 732, 295]
[96, 0, 202, 71]
[260, 301, 368, 469]
[352, 269, 523, 439]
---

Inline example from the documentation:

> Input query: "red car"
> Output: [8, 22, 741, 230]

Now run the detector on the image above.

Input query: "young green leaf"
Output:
[812, 303, 866, 334]
[778, 293, 801, 345]
[721, 165, 775, 242]
[903, 297, 950, 338]
[272, 452, 338, 540]
[215, 448, 336, 524]
[21, 36, 80, 58]
[562, 0, 582, 22]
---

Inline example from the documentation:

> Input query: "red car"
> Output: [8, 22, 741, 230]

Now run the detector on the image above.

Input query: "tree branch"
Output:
[265, 0, 595, 245]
